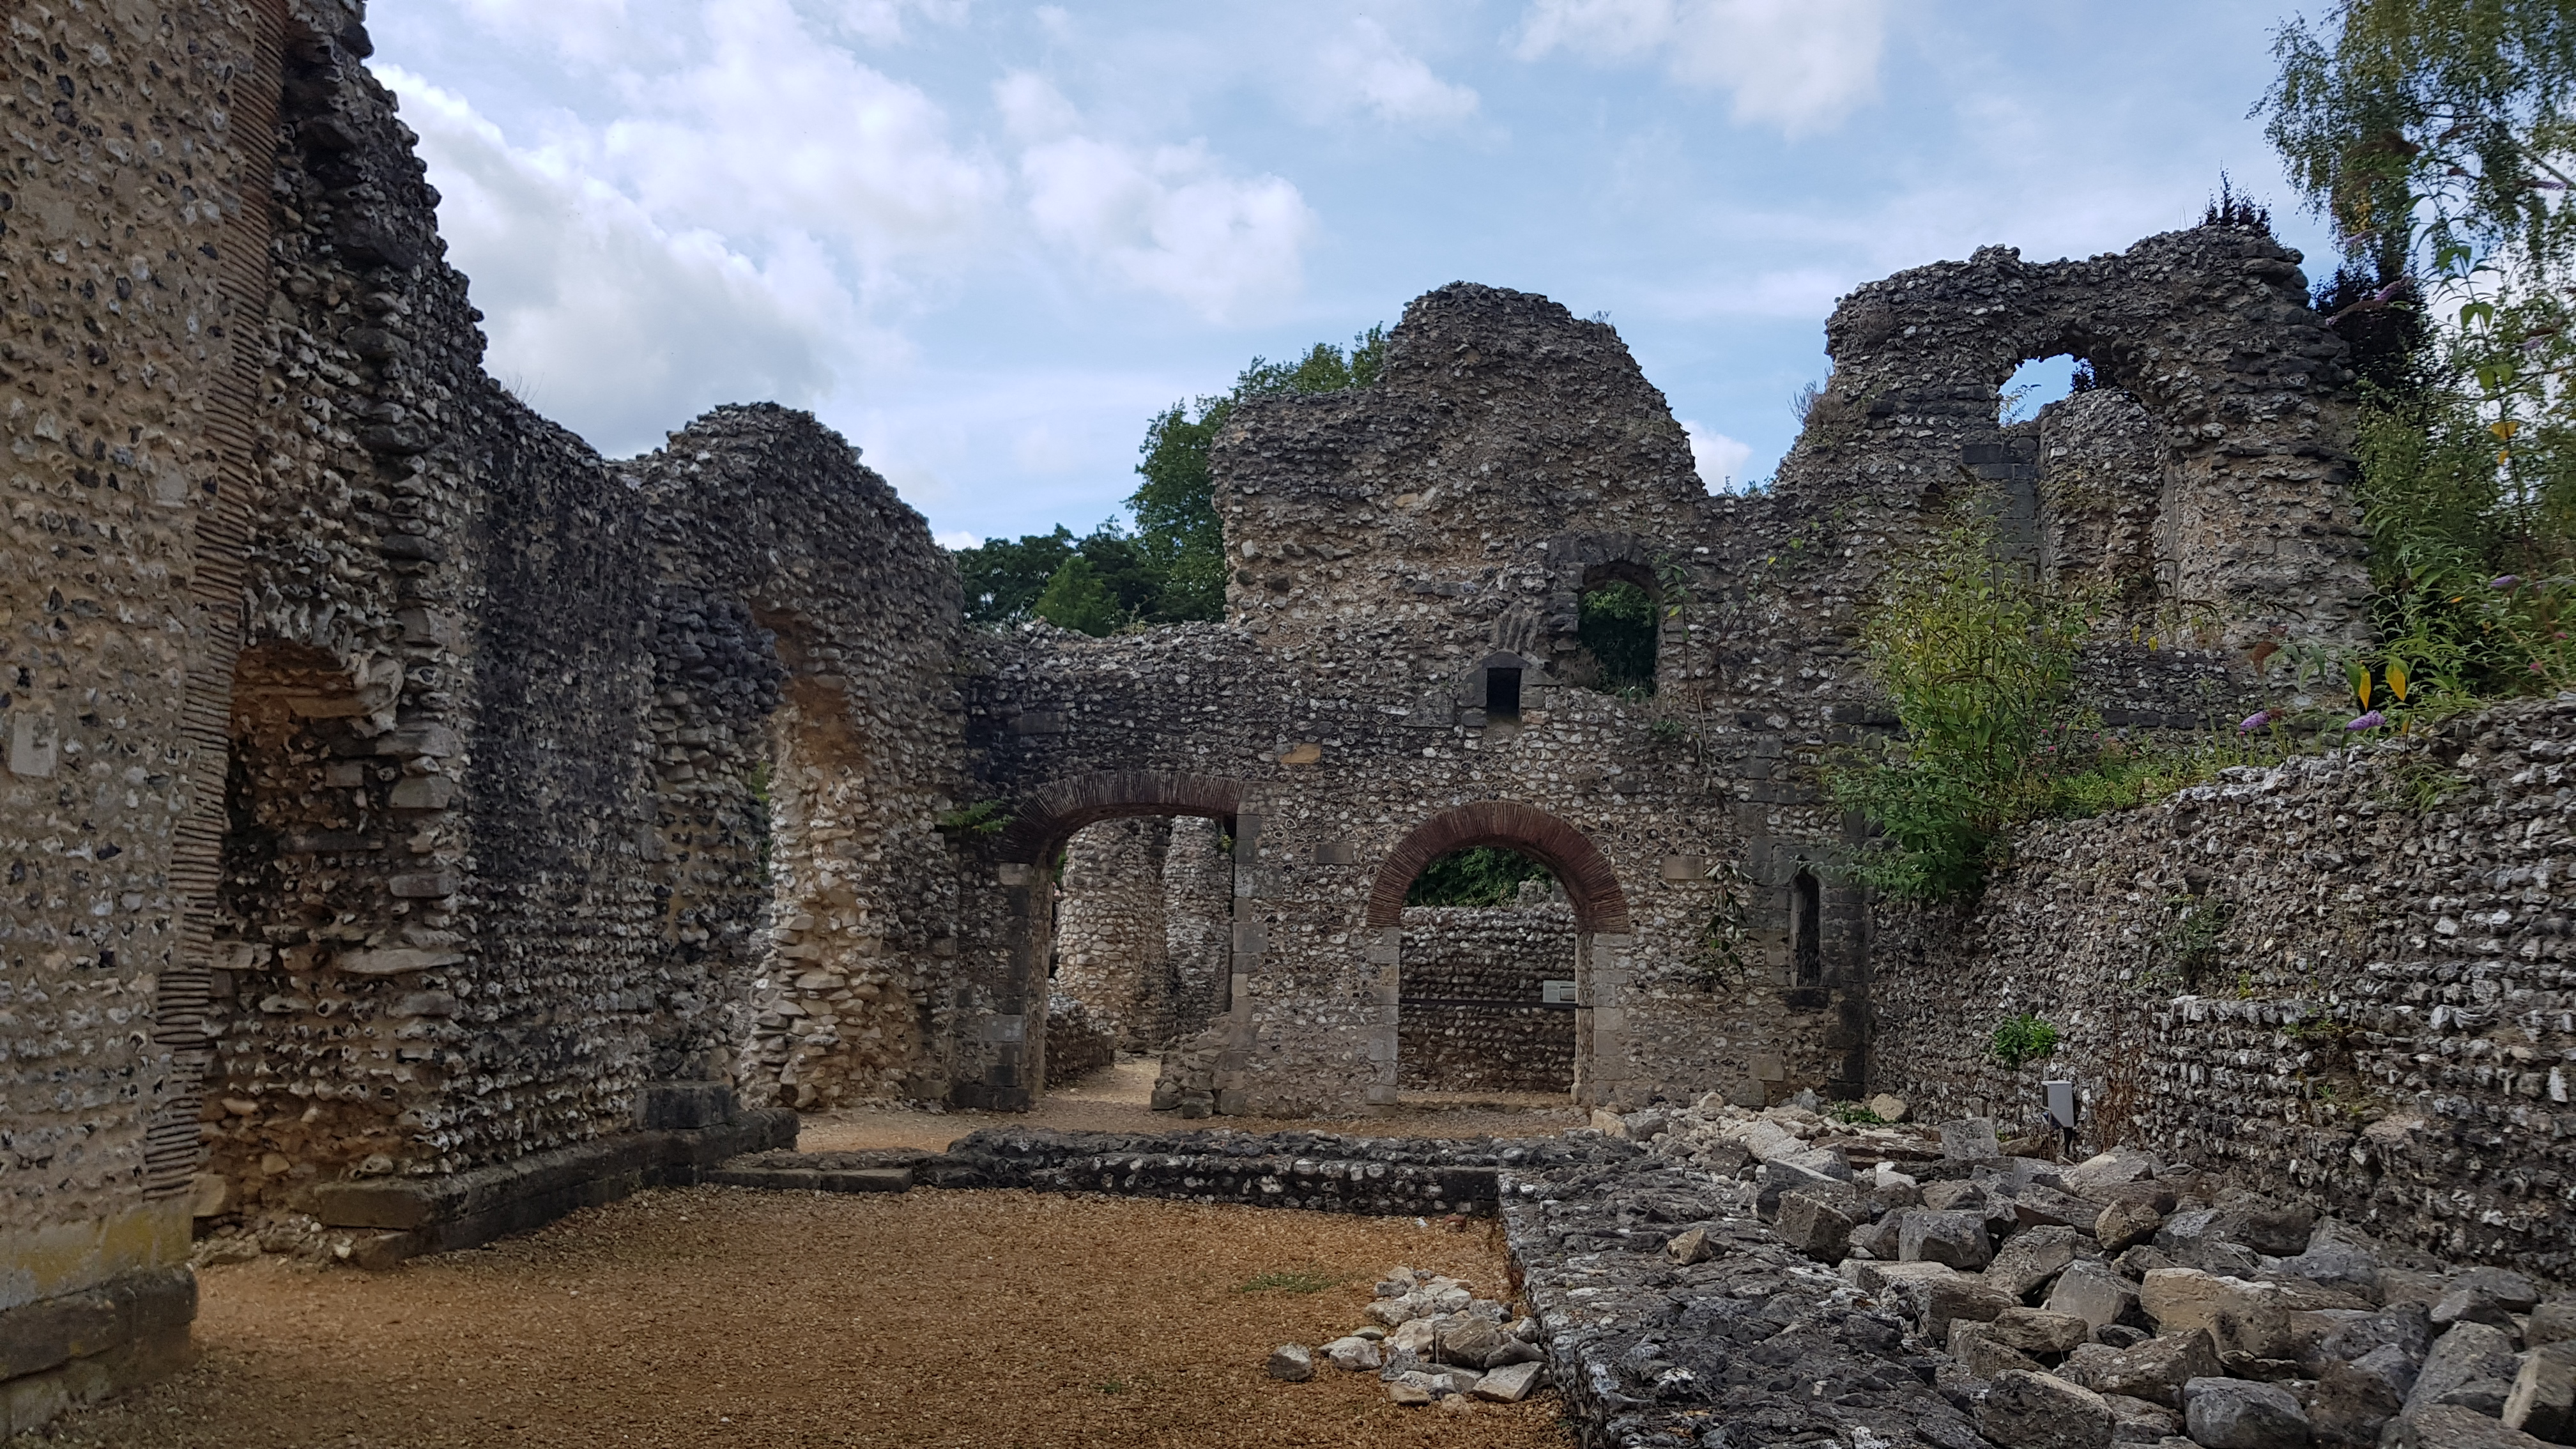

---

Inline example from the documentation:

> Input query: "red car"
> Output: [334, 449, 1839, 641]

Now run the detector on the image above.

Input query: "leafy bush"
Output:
[1406, 847, 1551, 907]
[1827, 505, 2094, 898]
[933, 800, 1011, 837]
[1988, 1013, 2062, 1070]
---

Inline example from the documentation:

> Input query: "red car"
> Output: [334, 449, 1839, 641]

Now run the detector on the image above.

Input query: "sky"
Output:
[371, 1, 2340, 548]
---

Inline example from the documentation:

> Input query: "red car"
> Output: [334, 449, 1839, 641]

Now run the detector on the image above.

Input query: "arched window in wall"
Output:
[1568, 567, 1659, 696]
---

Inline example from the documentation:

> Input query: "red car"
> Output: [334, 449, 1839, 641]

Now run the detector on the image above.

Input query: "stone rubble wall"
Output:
[1041, 997, 1116, 1087]
[1050, 817, 1171, 1049]
[1160, 814, 1234, 1042]
[3, 0, 293, 1424]
[634, 408, 967, 1116]
[961, 616, 1760, 1117]
[184, 11, 965, 1200]
[1874, 697, 2576, 1279]
[937, 1126, 1570, 1215]
[1397, 901, 1578, 1093]
[7, 1, 964, 1384]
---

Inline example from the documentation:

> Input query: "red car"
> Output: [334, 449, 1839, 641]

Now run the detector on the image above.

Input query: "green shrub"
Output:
[1827, 504, 2092, 898]
[934, 800, 1011, 836]
[1989, 1013, 2062, 1070]
[1405, 847, 1551, 907]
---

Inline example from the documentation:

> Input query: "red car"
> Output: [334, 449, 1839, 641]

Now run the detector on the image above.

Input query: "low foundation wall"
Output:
[0, 1267, 196, 1438]
[930, 1128, 1563, 1215]
[306, 1085, 796, 1269]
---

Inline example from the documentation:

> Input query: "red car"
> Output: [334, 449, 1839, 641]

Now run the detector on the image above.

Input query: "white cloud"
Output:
[389, 68, 864, 457]
[1319, 19, 1480, 126]
[1648, 265, 1850, 319]
[825, 0, 970, 45]
[601, 0, 1004, 268]
[1002, 74, 1316, 321]
[1515, 0, 1885, 133]
[452, 0, 639, 66]
[934, 529, 983, 549]
[995, 70, 1081, 141]
[1682, 421, 1754, 491]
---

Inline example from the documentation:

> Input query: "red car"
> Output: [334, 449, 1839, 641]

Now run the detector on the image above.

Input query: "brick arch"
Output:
[995, 770, 1249, 864]
[1367, 802, 1629, 933]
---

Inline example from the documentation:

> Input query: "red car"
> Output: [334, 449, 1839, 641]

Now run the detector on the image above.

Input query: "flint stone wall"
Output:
[0, 0, 291, 1427]
[1050, 817, 1171, 1049]
[4, 0, 965, 1422]
[1876, 696, 2576, 1278]
[1397, 901, 1579, 1093]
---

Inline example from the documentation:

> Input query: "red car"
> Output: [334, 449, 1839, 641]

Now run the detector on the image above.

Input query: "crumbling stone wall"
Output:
[10, 6, 969, 1421]
[1046, 813, 1235, 1052]
[1873, 697, 2576, 1278]
[1396, 897, 1578, 1093]
[8, 0, 2425, 1418]
[634, 408, 967, 1115]
[1160, 815, 1233, 1041]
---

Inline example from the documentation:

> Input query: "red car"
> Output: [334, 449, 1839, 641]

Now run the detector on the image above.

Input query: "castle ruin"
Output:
[5, 0, 2567, 1429]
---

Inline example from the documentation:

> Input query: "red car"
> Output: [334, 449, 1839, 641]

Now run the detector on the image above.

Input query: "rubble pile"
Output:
[1568, 1094, 2576, 1448]
[1268, 1268, 1552, 1409]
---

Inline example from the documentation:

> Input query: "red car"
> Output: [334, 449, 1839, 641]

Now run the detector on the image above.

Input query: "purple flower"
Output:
[2344, 710, 2387, 731]
[2239, 709, 2276, 732]
[2493, 575, 2523, 590]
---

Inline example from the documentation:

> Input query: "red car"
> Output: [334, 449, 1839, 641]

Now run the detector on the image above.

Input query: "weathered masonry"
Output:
[10, 0, 2567, 1430]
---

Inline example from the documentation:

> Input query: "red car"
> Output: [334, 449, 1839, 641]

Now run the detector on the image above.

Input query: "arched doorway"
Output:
[1365, 802, 1633, 1109]
[969, 770, 1252, 1110]
[1395, 850, 1578, 1100]
[1049, 815, 1232, 1059]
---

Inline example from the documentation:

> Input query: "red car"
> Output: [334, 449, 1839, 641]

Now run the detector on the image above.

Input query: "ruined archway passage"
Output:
[965, 770, 1254, 1112]
[1367, 802, 1629, 933]
[996, 770, 1248, 864]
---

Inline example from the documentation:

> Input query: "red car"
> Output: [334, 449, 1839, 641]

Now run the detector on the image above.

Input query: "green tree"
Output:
[2263, 1, 2576, 284]
[953, 526, 1078, 624]
[1031, 555, 1125, 636]
[2262, 1, 2576, 702]
[1828, 505, 2094, 900]
[951, 325, 1389, 630]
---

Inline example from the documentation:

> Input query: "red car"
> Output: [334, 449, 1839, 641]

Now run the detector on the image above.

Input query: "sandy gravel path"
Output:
[14, 1187, 1575, 1449]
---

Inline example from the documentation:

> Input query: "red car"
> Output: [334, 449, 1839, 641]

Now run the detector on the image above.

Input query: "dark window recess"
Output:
[1485, 666, 1522, 721]
[1792, 870, 1822, 987]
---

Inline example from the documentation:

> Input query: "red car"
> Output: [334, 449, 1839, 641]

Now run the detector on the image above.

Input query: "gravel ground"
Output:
[801, 1059, 1587, 1153]
[13, 1188, 1575, 1449]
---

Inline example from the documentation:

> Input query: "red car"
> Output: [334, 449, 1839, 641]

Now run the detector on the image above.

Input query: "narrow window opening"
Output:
[1792, 870, 1822, 988]
[1574, 577, 1658, 696]
[1485, 666, 1522, 722]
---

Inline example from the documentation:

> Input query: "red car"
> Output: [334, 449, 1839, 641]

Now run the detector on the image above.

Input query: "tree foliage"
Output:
[1404, 846, 1551, 907]
[948, 326, 1388, 635]
[2262, 0, 2576, 707]
[1575, 579, 1659, 694]
[1828, 505, 2097, 900]
[2263, 0, 2576, 281]
[1129, 327, 1390, 622]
